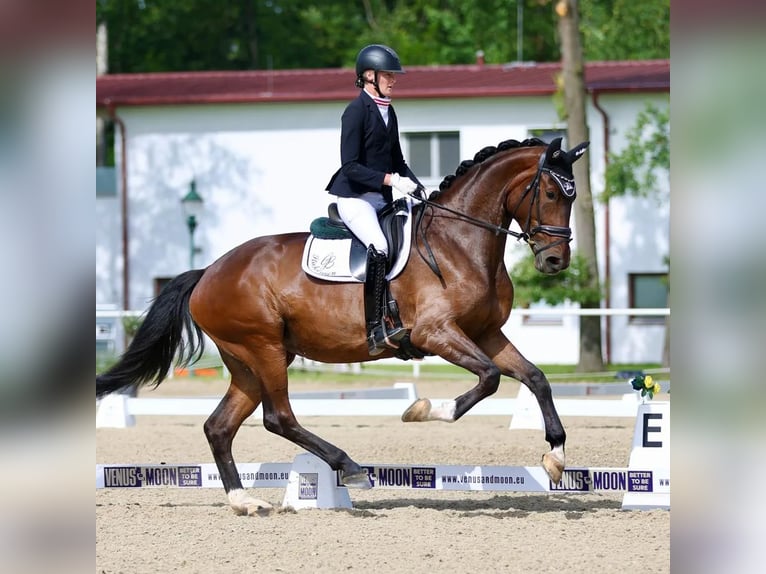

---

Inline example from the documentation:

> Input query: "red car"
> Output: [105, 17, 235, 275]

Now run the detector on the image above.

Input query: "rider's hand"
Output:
[390, 173, 418, 200]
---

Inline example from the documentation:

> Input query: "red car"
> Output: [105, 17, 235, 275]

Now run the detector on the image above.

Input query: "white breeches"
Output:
[336, 193, 389, 255]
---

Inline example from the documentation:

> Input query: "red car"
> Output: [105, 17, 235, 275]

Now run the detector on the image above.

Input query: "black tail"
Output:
[96, 269, 206, 399]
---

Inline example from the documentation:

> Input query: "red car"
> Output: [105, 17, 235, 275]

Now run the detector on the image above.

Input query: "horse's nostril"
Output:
[546, 256, 562, 268]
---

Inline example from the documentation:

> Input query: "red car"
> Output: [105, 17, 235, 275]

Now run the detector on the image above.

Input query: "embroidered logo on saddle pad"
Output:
[301, 200, 415, 283]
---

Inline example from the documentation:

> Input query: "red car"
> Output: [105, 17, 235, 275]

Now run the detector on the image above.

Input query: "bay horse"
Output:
[97, 137, 589, 515]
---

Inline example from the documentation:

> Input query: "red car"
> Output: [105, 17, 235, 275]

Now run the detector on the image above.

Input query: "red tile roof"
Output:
[97, 60, 668, 108]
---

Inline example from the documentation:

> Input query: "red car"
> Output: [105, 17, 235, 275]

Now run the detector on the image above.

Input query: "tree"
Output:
[361, 0, 560, 65]
[96, 0, 565, 73]
[97, 0, 668, 74]
[95, 0, 368, 72]
[555, 0, 603, 372]
[510, 253, 601, 308]
[580, 0, 669, 61]
[603, 103, 669, 202]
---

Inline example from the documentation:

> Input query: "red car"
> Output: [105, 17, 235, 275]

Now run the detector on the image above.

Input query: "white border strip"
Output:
[96, 462, 669, 495]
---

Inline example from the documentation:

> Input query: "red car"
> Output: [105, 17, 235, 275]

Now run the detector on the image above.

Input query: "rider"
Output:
[325, 44, 423, 356]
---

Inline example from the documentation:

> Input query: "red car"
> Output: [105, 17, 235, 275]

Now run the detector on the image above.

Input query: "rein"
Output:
[411, 149, 574, 279]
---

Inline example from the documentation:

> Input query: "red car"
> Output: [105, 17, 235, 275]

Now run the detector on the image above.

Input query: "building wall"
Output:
[96, 92, 669, 364]
[589, 94, 670, 363]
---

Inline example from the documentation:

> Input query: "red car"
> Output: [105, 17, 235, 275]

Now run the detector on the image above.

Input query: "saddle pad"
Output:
[301, 202, 414, 283]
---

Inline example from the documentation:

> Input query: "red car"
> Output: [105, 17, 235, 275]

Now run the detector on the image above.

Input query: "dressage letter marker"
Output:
[621, 401, 670, 510]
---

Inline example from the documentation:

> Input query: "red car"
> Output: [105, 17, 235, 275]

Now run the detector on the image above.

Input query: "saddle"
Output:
[302, 198, 413, 282]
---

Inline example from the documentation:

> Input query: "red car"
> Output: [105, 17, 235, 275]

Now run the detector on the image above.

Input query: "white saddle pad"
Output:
[301, 202, 414, 283]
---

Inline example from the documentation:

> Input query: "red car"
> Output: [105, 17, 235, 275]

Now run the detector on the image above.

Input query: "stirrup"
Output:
[382, 317, 408, 343]
[367, 323, 409, 356]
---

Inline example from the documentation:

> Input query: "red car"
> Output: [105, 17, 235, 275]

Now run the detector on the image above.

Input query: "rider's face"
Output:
[366, 70, 397, 96]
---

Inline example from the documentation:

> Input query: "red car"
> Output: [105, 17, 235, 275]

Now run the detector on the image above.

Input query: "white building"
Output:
[96, 59, 669, 364]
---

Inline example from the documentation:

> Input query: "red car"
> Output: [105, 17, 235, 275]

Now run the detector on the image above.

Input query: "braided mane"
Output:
[430, 137, 547, 200]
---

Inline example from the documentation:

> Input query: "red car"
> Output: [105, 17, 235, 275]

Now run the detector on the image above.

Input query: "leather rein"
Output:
[410, 149, 574, 280]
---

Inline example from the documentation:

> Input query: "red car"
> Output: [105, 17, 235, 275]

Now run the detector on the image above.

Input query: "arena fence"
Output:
[96, 401, 670, 511]
[95, 381, 669, 429]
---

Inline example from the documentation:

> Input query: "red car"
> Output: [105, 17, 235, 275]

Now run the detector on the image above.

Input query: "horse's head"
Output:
[425, 137, 590, 279]
[509, 137, 589, 274]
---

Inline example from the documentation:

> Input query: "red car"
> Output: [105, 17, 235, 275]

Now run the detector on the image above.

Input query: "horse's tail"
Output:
[96, 269, 206, 399]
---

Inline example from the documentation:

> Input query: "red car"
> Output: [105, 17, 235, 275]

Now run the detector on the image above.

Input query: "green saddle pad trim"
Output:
[310, 217, 353, 240]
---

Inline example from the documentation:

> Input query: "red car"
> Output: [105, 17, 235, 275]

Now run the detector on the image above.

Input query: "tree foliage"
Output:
[603, 102, 670, 201]
[510, 252, 602, 308]
[96, 0, 668, 73]
[96, 0, 355, 72]
[580, 0, 669, 61]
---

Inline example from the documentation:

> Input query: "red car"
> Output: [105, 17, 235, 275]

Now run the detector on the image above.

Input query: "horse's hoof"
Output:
[228, 488, 274, 516]
[541, 450, 565, 484]
[401, 398, 432, 422]
[342, 471, 372, 489]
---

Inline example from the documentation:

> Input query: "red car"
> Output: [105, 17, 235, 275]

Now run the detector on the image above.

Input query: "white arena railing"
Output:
[97, 306, 670, 378]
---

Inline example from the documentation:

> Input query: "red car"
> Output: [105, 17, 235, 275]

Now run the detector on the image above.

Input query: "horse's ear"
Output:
[567, 141, 590, 164]
[545, 137, 564, 162]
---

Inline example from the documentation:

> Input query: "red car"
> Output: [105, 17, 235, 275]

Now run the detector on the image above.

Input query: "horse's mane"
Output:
[430, 137, 547, 200]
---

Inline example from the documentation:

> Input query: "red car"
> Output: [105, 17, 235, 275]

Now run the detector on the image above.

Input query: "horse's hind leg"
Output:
[204, 352, 272, 516]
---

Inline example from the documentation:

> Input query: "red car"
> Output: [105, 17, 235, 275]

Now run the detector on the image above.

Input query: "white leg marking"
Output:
[428, 400, 457, 422]
[542, 444, 567, 484]
[550, 444, 566, 467]
[227, 488, 273, 516]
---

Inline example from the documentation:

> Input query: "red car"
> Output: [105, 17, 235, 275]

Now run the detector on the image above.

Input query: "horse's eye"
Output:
[545, 190, 556, 200]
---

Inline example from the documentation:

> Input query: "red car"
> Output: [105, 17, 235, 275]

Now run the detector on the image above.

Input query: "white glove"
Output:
[390, 173, 418, 200]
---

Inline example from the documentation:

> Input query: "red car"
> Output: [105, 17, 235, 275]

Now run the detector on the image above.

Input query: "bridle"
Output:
[411, 148, 575, 279]
[507, 151, 575, 255]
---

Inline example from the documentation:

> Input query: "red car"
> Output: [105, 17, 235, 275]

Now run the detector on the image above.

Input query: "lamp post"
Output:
[181, 180, 204, 269]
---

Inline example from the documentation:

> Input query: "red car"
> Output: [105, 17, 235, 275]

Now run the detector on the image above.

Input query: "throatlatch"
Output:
[363, 246, 408, 356]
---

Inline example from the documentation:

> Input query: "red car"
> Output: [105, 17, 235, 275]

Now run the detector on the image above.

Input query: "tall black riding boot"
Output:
[364, 246, 406, 356]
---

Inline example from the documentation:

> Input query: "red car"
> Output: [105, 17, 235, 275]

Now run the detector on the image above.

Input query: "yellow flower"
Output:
[653, 382, 661, 395]
[644, 375, 654, 389]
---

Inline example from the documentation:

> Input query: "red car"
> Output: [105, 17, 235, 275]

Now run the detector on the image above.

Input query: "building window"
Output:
[629, 273, 669, 324]
[405, 132, 460, 181]
[96, 166, 117, 197]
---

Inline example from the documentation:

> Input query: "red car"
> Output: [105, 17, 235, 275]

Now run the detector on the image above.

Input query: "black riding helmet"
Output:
[354, 44, 405, 96]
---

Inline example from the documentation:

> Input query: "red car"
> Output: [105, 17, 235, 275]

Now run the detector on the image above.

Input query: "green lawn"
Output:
[97, 352, 667, 385]
[286, 361, 668, 384]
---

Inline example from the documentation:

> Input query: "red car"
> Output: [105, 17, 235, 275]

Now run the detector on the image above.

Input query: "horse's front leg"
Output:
[401, 326, 566, 483]
[479, 331, 566, 483]
[401, 321, 502, 423]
